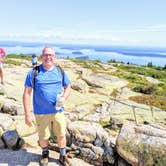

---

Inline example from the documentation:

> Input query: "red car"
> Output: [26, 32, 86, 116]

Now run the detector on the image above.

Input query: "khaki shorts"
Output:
[35, 112, 66, 141]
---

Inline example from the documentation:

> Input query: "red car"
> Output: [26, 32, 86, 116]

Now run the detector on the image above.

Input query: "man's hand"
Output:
[56, 96, 65, 107]
[25, 113, 33, 127]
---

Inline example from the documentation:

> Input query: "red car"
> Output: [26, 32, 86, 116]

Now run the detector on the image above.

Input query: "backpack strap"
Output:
[56, 65, 65, 84]
[32, 65, 40, 89]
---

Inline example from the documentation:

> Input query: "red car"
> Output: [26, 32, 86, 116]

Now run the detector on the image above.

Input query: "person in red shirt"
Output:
[0, 48, 6, 84]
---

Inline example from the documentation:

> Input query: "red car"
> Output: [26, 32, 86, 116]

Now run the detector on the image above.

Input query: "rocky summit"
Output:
[0, 57, 166, 166]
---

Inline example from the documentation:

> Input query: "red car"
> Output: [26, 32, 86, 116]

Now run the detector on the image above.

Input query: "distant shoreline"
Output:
[1, 42, 166, 67]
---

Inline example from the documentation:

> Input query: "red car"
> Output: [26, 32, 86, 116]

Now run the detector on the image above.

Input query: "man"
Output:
[0, 48, 6, 84]
[23, 47, 71, 166]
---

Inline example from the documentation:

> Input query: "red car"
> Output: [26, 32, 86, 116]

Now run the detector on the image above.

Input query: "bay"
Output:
[2, 44, 166, 67]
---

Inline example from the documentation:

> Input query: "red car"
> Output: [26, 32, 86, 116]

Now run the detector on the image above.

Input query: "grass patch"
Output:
[5, 59, 23, 66]
[7, 54, 31, 60]
[109, 64, 166, 110]
[71, 59, 105, 72]
[129, 95, 166, 111]
[117, 64, 166, 83]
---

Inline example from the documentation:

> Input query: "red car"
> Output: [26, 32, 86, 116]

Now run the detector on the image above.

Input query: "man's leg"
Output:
[58, 135, 67, 156]
[58, 136, 71, 166]
[53, 112, 70, 165]
[39, 140, 49, 166]
[39, 139, 49, 148]
[35, 115, 51, 166]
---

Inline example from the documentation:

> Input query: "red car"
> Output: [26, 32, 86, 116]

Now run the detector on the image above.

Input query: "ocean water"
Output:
[2, 44, 166, 67]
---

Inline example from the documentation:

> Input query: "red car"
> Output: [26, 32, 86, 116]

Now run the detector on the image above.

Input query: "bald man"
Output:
[23, 47, 71, 166]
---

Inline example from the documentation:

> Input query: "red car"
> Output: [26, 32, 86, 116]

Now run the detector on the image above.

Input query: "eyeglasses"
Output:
[42, 54, 54, 57]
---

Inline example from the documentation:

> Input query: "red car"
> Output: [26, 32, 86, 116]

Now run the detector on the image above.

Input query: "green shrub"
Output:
[117, 64, 166, 82]
[133, 84, 156, 94]
[108, 59, 117, 63]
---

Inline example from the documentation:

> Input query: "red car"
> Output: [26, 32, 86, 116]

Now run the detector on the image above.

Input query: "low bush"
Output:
[132, 84, 156, 94]
[129, 95, 166, 111]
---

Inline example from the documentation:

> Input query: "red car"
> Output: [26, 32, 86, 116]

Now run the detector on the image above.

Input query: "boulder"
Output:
[116, 124, 166, 166]
[71, 81, 88, 93]
[67, 121, 115, 165]
[1, 99, 24, 115]
[0, 113, 13, 130]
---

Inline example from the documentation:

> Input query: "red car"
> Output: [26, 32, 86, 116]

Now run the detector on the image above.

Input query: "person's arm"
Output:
[57, 84, 71, 107]
[23, 87, 33, 126]
[62, 84, 71, 100]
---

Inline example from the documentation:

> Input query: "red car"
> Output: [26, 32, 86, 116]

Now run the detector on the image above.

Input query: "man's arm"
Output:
[57, 84, 71, 106]
[23, 87, 33, 126]
[63, 84, 71, 100]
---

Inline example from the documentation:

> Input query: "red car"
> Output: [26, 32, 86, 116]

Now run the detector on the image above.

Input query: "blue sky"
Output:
[0, 0, 166, 47]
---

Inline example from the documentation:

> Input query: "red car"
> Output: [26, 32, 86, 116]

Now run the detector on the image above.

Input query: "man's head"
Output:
[41, 47, 56, 70]
[42, 47, 55, 56]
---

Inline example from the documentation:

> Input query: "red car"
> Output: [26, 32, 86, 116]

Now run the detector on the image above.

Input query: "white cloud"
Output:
[0, 25, 166, 46]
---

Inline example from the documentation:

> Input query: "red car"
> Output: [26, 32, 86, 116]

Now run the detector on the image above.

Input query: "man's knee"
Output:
[39, 139, 49, 148]
[57, 135, 66, 147]
[58, 135, 66, 141]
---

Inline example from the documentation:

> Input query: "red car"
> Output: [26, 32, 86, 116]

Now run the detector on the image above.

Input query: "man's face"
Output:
[41, 48, 55, 69]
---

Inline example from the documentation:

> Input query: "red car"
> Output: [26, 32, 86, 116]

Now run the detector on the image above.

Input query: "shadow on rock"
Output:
[0, 148, 61, 166]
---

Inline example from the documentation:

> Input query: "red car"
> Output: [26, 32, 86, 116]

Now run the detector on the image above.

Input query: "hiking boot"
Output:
[39, 151, 49, 166]
[59, 154, 70, 166]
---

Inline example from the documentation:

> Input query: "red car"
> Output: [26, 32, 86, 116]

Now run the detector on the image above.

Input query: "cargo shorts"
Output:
[35, 112, 66, 141]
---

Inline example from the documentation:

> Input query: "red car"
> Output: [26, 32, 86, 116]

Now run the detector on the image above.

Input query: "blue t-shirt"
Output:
[24, 65, 70, 114]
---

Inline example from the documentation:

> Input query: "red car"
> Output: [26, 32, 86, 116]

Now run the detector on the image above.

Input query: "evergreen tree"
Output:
[147, 62, 153, 67]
